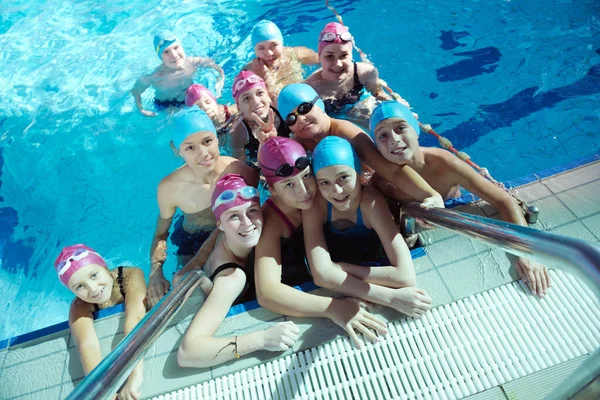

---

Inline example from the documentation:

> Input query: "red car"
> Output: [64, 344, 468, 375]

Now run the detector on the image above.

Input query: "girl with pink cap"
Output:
[244, 20, 318, 101]
[304, 22, 407, 130]
[55, 244, 147, 399]
[253, 137, 388, 348]
[176, 174, 300, 368]
[227, 70, 292, 163]
[185, 84, 238, 135]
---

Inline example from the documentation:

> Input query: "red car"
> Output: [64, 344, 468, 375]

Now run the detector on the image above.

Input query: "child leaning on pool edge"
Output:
[131, 30, 225, 117]
[56, 244, 146, 400]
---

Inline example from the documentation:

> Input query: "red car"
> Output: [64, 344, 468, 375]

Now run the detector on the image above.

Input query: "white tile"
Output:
[418, 269, 454, 307]
[463, 387, 508, 400]
[529, 195, 578, 231]
[542, 161, 600, 193]
[550, 220, 600, 244]
[289, 316, 345, 353]
[0, 351, 66, 397]
[4, 334, 69, 367]
[10, 384, 63, 400]
[581, 214, 600, 242]
[63, 347, 85, 382]
[426, 234, 489, 267]
[513, 181, 554, 203]
[556, 180, 600, 219]
[414, 254, 435, 273]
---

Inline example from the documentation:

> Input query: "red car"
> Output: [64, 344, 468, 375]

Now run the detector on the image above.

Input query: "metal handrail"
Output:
[403, 203, 600, 399]
[65, 270, 204, 400]
[66, 205, 600, 399]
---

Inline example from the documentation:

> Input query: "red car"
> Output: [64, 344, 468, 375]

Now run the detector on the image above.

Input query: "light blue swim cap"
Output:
[277, 83, 325, 120]
[251, 20, 284, 48]
[154, 30, 179, 60]
[312, 136, 361, 175]
[172, 107, 216, 150]
[369, 101, 420, 140]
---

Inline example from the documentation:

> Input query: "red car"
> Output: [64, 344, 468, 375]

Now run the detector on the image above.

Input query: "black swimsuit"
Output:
[243, 106, 292, 163]
[323, 62, 367, 115]
[209, 256, 256, 305]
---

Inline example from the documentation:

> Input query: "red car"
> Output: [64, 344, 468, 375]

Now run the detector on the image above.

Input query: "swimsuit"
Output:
[242, 106, 292, 163]
[324, 203, 387, 264]
[265, 199, 313, 286]
[171, 214, 213, 257]
[209, 253, 257, 305]
[154, 98, 186, 111]
[94, 266, 126, 312]
[323, 62, 372, 118]
[216, 105, 236, 136]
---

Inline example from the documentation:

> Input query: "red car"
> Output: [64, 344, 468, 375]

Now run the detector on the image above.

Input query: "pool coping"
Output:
[2, 151, 599, 351]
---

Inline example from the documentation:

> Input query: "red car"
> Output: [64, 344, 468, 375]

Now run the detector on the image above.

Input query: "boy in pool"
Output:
[185, 84, 238, 136]
[147, 108, 259, 308]
[369, 101, 550, 297]
[57, 244, 146, 400]
[244, 20, 318, 101]
[132, 30, 225, 117]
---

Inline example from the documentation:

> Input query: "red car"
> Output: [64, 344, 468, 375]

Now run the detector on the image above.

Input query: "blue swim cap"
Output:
[251, 20, 284, 48]
[154, 30, 179, 60]
[312, 136, 361, 175]
[277, 83, 325, 121]
[369, 101, 420, 140]
[172, 108, 216, 150]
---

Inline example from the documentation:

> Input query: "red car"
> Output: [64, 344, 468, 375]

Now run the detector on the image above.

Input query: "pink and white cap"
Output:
[211, 174, 259, 222]
[318, 22, 352, 54]
[232, 70, 267, 101]
[54, 244, 107, 287]
[185, 84, 216, 107]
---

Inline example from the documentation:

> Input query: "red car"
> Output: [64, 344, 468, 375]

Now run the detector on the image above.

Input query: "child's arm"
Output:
[119, 268, 147, 400]
[333, 119, 444, 208]
[255, 213, 387, 347]
[293, 46, 319, 65]
[227, 119, 250, 160]
[360, 63, 393, 101]
[194, 57, 226, 98]
[131, 75, 157, 117]
[69, 300, 102, 375]
[177, 268, 299, 368]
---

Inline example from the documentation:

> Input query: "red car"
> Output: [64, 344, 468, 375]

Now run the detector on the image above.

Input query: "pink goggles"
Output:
[55, 246, 107, 287]
[232, 73, 266, 100]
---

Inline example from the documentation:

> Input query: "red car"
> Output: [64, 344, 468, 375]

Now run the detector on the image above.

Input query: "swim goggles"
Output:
[57, 248, 101, 276]
[211, 186, 260, 211]
[260, 156, 311, 177]
[285, 95, 321, 126]
[232, 75, 264, 98]
[319, 31, 353, 43]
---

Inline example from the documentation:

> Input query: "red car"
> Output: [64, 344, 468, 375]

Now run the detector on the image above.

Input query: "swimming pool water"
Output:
[1, 0, 599, 341]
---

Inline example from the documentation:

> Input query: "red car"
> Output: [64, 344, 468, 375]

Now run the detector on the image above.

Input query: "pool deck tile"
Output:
[581, 213, 600, 242]
[551, 220, 600, 244]
[464, 387, 508, 400]
[556, 180, 600, 219]
[4, 333, 69, 368]
[542, 161, 600, 193]
[0, 350, 67, 398]
[528, 194, 579, 231]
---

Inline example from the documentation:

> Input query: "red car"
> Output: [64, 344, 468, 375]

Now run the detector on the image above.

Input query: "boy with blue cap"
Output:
[146, 107, 259, 307]
[131, 30, 225, 117]
[302, 135, 432, 319]
[369, 101, 550, 298]
[244, 20, 318, 100]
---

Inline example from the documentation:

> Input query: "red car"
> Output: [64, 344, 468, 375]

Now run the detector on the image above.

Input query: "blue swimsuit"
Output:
[323, 62, 372, 119]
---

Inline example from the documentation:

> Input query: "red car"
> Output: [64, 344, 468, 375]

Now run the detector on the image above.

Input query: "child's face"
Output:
[272, 166, 317, 210]
[178, 131, 219, 171]
[237, 87, 271, 120]
[218, 201, 263, 248]
[254, 40, 284, 66]
[195, 97, 220, 121]
[161, 43, 186, 69]
[68, 264, 114, 304]
[287, 103, 327, 140]
[316, 165, 360, 212]
[373, 118, 419, 165]
[319, 43, 353, 82]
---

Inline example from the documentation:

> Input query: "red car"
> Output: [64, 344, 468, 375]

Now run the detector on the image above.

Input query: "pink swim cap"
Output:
[232, 70, 267, 101]
[259, 137, 309, 185]
[211, 174, 260, 222]
[318, 22, 353, 55]
[54, 244, 107, 287]
[185, 84, 216, 107]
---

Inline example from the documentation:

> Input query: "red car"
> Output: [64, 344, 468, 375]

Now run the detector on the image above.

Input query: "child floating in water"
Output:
[132, 30, 225, 117]
[176, 174, 299, 368]
[185, 84, 237, 136]
[245, 20, 318, 101]
[147, 108, 258, 308]
[369, 101, 550, 297]
[56, 244, 146, 400]
[302, 136, 432, 318]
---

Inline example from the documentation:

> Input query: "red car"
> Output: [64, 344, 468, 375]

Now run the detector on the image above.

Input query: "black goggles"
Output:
[285, 95, 320, 126]
[260, 156, 311, 178]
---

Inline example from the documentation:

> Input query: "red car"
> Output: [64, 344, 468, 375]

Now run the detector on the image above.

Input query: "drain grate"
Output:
[153, 271, 599, 400]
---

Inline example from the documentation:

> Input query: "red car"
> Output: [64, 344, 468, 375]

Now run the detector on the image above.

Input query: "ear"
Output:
[267, 184, 277, 197]
[216, 220, 225, 232]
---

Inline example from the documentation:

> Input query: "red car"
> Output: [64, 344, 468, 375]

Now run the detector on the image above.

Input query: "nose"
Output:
[240, 213, 254, 229]
[267, 49, 274, 56]
[333, 183, 344, 194]
[195, 145, 208, 158]
[297, 182, 308, 195]
[335, 59, 343, 67]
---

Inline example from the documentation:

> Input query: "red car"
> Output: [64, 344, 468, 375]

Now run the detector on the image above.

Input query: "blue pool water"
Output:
[0, 0, 599, 341]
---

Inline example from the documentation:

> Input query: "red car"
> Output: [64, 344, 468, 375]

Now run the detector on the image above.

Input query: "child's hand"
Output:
[328, 298, 388, 349]
[420, 195, 444, 209]
[147, 271, 170, 308]
[118, 370, 142, 400]
[249, 109, 277, 144]
[140, 109, 157, 117]
[261, 321, 300, 351]
[251, 58, 269, 78]
[516, 257, 550, 297]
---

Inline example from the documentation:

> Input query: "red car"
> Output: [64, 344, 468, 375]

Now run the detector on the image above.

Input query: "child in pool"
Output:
[56, 244, 146, 400]
[254, 137, 388, 348]
[245, 20, 318, 101]
[176, 174, 300, 367]
[185, 84, 238, 136]
[302, 136, 432, 318]
[147, 108, 259, 308]
[304, 22, 407, 130]
[228, 70, 292, 163]
[276, 83, 444, 208]
[131, 30, 225, 117]
[369, 101, 550, 297]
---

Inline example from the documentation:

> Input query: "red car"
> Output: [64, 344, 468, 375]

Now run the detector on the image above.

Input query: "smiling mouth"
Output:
[198, 158, 213, 166]
[391, 147, 407, 155]
[92, 287, 105, 299]
[239, 227, 257, 237]
[332, 194, 350, 202]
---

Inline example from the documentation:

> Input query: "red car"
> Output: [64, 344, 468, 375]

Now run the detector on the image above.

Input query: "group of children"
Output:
[54, 20, 550, 400]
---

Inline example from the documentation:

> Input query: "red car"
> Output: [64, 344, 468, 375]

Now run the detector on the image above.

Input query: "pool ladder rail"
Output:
[64, 204, 600, 400]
